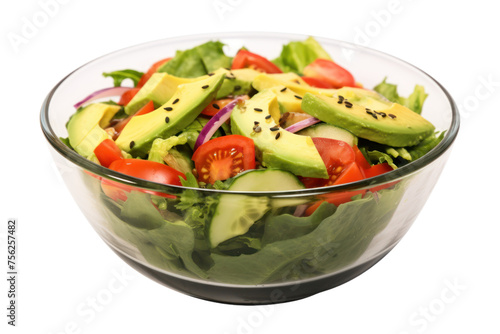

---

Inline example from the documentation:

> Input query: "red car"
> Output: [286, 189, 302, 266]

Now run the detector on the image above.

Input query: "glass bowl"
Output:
[40, 32, 459, 304]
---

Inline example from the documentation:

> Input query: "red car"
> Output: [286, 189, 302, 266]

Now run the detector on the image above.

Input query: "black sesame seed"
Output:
[165, 116, 170, 123]
[370, 113, 378, 119]
[254, 121, 260, 125]
[202, 85, 209, 89]
[388, 113, 397, 119]
[164, 106, 173, 111]
[129, 141, 135, 149]
[294, 95, 302, 100]
[172, 98, 180, 104]
[213, 103, 220, 110]
[365, 107, 371, 112]
[294, 79, 301, 85]
[275, 132, 281, 140]
[270, 126, 280, 131]
[280, 87, 287, 92]
[208, 72, 215, 76]
[344, 101, 353, 108]
[254, 107, 263, 112]
[234, 85, 241, 91]
[265, 115, 272, 120]
[376, 111, 387, 117]
[338, 95, 344, 104]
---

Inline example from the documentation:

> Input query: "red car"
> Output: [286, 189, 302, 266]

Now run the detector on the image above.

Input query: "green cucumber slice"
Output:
[209, 169, 305, 247]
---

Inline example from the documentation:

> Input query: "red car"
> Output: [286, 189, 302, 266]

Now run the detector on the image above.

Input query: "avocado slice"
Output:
[116, 72, 225, 157]
[301, 88, 435, 147]
[124, 68, 259, 116]
[215, 68, 260, 99]
[67, 103, 121, 157]
[252, 72, 337, 97]
[230, 90, 328, 178]
[124, 72, 197, 115]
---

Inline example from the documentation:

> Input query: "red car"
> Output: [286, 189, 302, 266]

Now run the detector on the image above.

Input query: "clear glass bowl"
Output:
[40, 32, 459, 304]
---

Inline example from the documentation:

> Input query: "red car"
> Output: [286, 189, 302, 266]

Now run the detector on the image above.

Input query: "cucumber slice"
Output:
[298, 123, 358, 146]
[209, 169, 305, 248]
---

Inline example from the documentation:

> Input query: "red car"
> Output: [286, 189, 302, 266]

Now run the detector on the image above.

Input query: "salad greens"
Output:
[67, 36, 446, 285]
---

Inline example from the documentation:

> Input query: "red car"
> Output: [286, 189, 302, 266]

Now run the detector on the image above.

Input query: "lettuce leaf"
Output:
[207, 183, 405, 284]
[148, 135, 188, 164]
[373, 77, 428, 114]
[272, 36, 332, 74]
[157, 41, 232, 78]
[102, 69, 144, 87]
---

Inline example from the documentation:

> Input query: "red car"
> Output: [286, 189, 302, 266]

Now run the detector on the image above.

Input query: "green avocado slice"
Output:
[116, 73, 225, 157]
[301, 88, 435, 147]
[230, 90, 328, 179]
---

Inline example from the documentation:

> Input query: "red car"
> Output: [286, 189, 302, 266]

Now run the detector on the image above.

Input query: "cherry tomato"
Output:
[136, 57, 172, 88]
[118, 88, 140, 106]
[303, 59, 355, 88]
[101, 159, 186, 201]
[94, 139, 123, 168]
[301, 76, 335, 89]
[231, 49, 282, 73]
[192, 135, 255, 184]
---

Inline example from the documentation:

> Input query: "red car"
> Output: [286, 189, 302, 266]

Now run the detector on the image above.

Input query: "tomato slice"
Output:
[136, 57, 172, 88]
[118, 88, 140, 106]
[112, 100, 155, 138]
[301, 76, 335, 89]
[102, 159, 186, 201]
[300, 138, 355, 188]
[231, 49, 282, 73]
[192, 135, 255, 184]
[353, 145, 372, 170]
[201, 98, 234, 117]
[303, 59, 355, 88]
[364, 162, 397, 192]
[94, 139, 123, 168]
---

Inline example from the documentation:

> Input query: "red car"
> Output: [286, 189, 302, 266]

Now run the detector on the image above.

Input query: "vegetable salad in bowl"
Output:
[41, 33, 459, 304]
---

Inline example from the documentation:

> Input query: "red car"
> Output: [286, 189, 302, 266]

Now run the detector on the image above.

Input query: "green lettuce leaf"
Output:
[272, 36, 332, 74]
[373, 77, 428, 114]
[407, 131, 446, 160]
[157, 41, 232, 78]
[207, 183, 405, 284]
[148, 135, 188, 164]
[103, 69, 144, 87]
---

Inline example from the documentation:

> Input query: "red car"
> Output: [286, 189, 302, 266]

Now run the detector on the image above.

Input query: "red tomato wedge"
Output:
[299, 138, 356, 188]
[364, 162, 397, 192]
[112, 100, 155, 138]
[94, 139, 123, 168]
[303, 59, 355, 88]
[353, 145, 372, 170]
[136, 57, 172, 88]
[301, 76, 335, 89]
[101, 159, 186, 201]
[192, 135, 256, 184]
[231, 49, 282, 73]
[118, 88, 140, 106]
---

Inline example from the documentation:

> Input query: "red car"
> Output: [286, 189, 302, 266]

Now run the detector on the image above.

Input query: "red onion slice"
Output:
[284, 116, 321, 133]
[74, 86, 133, 109]
[193, 98, 242, 151]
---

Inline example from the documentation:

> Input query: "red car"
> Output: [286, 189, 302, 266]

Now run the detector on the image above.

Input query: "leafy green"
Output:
[407, 131, 446, 160]
[207, 183, 405, 284]
[373, 77, 428, 114]
[148, 135, 188, 164]
[103, 69, 144, 87]
[157, 41, 232, 78]
[272, 37, 332, 74]
[262, 202, 337, 246]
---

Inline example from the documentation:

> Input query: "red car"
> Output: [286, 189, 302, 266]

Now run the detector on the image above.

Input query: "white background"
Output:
[2, 0, 499, 333]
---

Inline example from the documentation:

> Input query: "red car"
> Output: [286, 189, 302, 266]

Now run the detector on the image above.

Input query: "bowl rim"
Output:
[40, 31, 460, 197]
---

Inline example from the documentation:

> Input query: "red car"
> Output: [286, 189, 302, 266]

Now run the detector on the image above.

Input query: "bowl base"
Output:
[111, 246, 394, 305]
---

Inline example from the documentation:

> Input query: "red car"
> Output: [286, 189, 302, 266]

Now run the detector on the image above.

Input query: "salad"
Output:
[63, 37, 444, 284]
